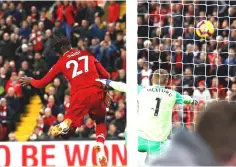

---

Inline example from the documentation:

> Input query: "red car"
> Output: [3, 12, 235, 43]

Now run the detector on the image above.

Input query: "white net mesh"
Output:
[137, 0, 236, 164]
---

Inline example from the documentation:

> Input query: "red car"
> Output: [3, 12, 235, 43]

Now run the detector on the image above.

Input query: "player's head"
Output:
[196, 101, 236, 165]
[48, 35, 71, 55]
[152, 69, 169, 86]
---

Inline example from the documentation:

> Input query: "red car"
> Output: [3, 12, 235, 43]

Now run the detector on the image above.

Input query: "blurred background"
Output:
[0, 0, 126, 142]
[137, 0, 236, 131]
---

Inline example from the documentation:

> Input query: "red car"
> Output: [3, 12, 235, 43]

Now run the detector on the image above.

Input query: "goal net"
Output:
[137, 0, 236, 164]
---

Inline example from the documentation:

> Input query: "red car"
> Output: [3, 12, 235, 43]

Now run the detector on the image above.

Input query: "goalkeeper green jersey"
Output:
[101, 80, 193, 143]
[137, 85, 192, 142]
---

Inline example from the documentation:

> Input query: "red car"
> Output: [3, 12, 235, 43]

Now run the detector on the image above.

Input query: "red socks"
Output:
[96, 123, 107, 144]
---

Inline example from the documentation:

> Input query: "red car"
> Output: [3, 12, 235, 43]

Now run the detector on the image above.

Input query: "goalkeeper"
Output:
[96, 69, 198, 159]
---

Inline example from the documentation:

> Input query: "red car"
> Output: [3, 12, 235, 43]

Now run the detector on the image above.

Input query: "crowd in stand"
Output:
[0, 1, 126, 141]
[137, 1, 236, 129]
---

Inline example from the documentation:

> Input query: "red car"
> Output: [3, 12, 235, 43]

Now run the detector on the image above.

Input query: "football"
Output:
[196, 20, 215, 38]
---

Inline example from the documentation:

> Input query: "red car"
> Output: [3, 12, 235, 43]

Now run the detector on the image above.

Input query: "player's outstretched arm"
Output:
[182, 95, 198, 105]
[94, 59, 110, 79]
[96, 79, 127, 92]
[20, 64, 61, 88]
[175, 92, 198, 105]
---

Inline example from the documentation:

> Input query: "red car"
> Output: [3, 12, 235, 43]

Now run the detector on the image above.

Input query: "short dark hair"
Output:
[196, 101, 236, 162]
[47, 35, 71, 54]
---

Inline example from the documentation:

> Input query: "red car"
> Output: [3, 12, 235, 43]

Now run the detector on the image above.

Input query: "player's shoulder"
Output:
[77, 50, 94, 56]
[167, 88, 178, 95]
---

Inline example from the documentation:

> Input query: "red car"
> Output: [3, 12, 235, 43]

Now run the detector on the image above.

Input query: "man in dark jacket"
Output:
[147, 102, 236, 166]
[0, 33, 15, 61]
[33, 52, 48, 79]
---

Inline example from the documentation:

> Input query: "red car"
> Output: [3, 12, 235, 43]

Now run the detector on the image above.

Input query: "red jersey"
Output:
[30, 48, 110, 95]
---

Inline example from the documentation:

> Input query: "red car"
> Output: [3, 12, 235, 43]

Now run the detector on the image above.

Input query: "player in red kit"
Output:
[20, 36, 110, 166]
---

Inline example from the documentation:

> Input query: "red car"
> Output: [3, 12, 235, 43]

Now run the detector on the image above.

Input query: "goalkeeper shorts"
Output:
[138, 136, 166, 155]
[124, 131, 166, 155]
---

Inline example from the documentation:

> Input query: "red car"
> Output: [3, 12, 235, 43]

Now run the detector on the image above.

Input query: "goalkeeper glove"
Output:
[96, 79, 111, 86]
[191, 100, 198, 105]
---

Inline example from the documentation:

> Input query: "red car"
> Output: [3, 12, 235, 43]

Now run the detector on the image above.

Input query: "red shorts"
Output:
[65, 87, 107, 127]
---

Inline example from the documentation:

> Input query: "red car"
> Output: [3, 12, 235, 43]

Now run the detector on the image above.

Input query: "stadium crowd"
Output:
[0, 1, 126, 141]
[137, 1, 236, 128]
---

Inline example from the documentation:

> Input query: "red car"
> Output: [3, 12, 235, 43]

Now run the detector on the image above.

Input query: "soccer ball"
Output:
[196, 20, 215, 38]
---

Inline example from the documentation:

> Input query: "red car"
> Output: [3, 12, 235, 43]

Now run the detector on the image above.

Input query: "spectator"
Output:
[36, 116, 50, 134]
[28, 126, 48, 141]
[52, 113, 64, 126]
[5, 72, 22, 98]
[45, 86, 56, 99]
[52, 19, 66, 37]
[5, 3, 22, 26]
[181, 68, 194, 89]
[0, 98, 7, 120]
[0, 33, 15, 61]
[30, 6, 39, 21]
[193, 80, 211, 102]
[140, 63, 152, 86]
[8, 132, 18, 141]
[107, 123, 118, 139]
[39, 11, 53, 30]
[0, 98, 15, 130]
[53, 78, 66, 104]
[43, 108, 56, 127]
[5, 87, 20, 113]
[33, 52, 48, 79]
[209, 77, 226, 99]
[43, 29, 59, 68]
[225, 48, 236, 65]
[112, 110, 125, 134]
[71, 20, 90, 44]
[115, 69, 126, 83]
[94, 40, 117, 69]
[20, 61, 32, 77]
[138, 16, 148, 38]
[90, 16, 106, 41]
[183, 44, 194, 70]
[61, 1, 76, 40]
[47, 95, 63, 117]
[77, 117, 95, 139]
[19, 20, 31, 39]
[194, 52, 210, 76]
[16, 3, 26, 21]
[85, 2, 104, 25]
[115, 48, 126, 71]
[107, 1, 120, 23]
[0, 67, 7, 96]
[15, 44, 34, 68]
[29, 23, 43, 52]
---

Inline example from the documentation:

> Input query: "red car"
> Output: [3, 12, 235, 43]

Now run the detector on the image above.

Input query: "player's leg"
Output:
[138, 136, 167, 164]
[49, 118, 72, 136]
[89, 88, 108, 166]
[90, 113, 107, 166]
[50, 91, 88, 136]
[91, 115, 107, 144]
[145, 139, 167, 164]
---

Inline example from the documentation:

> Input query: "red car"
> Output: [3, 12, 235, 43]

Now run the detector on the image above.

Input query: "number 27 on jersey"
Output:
[66, 56, 89, 78]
